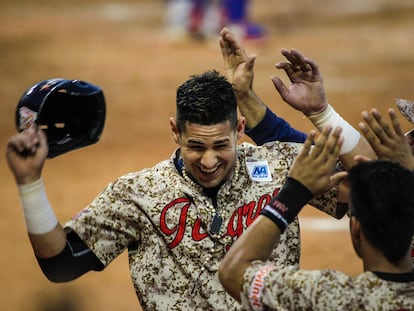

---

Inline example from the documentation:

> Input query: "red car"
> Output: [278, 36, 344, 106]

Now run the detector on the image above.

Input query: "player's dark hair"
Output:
[349, 160, 414, 266]
[175, 70, 238, 133]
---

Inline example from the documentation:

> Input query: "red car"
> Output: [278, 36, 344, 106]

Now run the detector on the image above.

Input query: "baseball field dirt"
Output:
[1, 0, 413, 310]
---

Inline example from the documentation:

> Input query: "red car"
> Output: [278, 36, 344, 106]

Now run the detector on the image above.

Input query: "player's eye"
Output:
[188, 145, 204, 151]
[215, 144, 228, 149]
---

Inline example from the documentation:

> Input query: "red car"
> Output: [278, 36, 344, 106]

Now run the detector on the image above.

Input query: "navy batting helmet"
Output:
[16, 78, 106, 158]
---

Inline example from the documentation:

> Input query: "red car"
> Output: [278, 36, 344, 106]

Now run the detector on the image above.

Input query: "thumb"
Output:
[330, 171, 348, 186]
[353, 155, 372, 163]
[270, 76, 289, 102]
[245, 54, 257, 72]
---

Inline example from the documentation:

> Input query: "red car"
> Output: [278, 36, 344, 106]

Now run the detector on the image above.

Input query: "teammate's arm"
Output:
[219, 126, 346, 301]
[219, 27, 307, 144]
[271, 48, 377, 171]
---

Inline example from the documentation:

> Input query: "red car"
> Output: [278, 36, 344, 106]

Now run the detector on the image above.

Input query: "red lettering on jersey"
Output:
[226, 194, 272, 240]
[249, 265, 275, 310]
[160, 190, 280, 250]
[192, 218, 208, 241]
[160, 197, 191, 248]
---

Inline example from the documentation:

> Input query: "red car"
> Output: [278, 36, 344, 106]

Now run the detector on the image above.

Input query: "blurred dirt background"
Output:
[1, 0, 414, 310]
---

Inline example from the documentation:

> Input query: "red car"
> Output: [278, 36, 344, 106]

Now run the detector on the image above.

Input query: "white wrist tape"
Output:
[307, 104, 360, 154]
[18, 179, 58, 234]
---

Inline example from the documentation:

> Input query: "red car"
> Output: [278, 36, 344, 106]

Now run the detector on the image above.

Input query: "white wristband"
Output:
[307, 104, 360, 154]
[18, 179, 58, 234]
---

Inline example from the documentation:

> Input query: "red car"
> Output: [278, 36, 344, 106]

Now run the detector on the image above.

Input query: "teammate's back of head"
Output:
[175, 70, 238, 133]
[348, 160, 414, 266]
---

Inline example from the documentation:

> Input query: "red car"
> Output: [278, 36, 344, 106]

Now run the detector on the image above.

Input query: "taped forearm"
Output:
[307, 104, 360, 155]
[18, 178, 58, 234]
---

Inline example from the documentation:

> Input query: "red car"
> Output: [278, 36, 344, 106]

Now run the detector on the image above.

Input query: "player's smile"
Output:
[196, 164, 222, 183]
[172, 119, 244, 189]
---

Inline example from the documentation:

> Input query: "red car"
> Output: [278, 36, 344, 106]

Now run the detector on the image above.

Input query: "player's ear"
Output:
[350, 216, 362, 259]
[236, 117, 246, 140]
[170, 117, 179, 144]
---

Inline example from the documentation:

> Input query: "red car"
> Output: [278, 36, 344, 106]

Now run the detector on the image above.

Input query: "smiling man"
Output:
[7, 68, 368, 310]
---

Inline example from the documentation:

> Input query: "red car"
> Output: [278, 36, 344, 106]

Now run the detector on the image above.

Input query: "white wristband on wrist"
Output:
[18, 179, 58, 234]
[307, 104, 360, 155]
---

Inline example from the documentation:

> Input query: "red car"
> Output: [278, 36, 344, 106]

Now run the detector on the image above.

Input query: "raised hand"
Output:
[271, 49, 328, 115]
[288, 126, 347, 197]
[219, 27, 256, 98]
[219, 27, 266, 129]
[357, 108, 414, 170]
[6, 126, 48, 184]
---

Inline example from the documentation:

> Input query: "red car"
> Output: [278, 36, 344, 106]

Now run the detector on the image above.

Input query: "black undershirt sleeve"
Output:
[36, 230, 104, 282]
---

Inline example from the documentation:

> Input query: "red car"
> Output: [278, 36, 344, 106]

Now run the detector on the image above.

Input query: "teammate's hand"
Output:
[357, 108, 414, 170]
[219, 27, 257, 100]
[288, 126, 347, 197]
[6, 126, 48, 184]
[271, 49, 328, 115]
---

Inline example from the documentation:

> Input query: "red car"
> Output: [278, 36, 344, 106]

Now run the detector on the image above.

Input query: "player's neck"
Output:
[363, 246, 413, 274]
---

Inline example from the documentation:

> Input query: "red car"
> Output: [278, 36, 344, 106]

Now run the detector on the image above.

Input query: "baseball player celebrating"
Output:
[7, 46, 374, 309]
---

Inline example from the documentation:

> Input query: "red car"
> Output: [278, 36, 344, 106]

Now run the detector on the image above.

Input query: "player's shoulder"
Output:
[239, 140, 302, 160]
[109, 157, 176, 189]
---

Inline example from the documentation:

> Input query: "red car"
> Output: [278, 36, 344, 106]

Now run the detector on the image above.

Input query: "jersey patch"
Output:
[246, 161, 272, 182]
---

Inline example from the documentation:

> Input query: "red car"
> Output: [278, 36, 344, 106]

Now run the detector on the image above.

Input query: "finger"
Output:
[358, 120, 380, 151]
[288, 49, 307, 70]
[220, 31, 236, 56]
[353, 155, 373, 163]
[280, 48, 293, 62]
[7, 133, 36, 156]
[219, 38, 231, 60]
[306, 58, 321, 76]
[311, 126, 333, 159]
[326, 127, 343, 157]
[300, 63, 312, 72]
[360, 111, 382, 141]
[290, 49, 321, 76]
[330, 171, 348, 187]
[245, 54, 257, 73]
[324, 129, 343, 167]
[275, 60, 291, 70]
[370, 108, 393, 138]
[298, 130, 317, 158]
[270, 76, 289, 102]
[388, 108, 404, 136]
[280, 49, 305, 75]
[317, 126, 342, 165]
[275, 61, 295, 80]
[219, 27, 230, 37]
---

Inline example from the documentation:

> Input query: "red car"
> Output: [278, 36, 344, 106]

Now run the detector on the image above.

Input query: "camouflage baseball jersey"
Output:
[65, 141, 342, 311]
[241, 261, 414, 310]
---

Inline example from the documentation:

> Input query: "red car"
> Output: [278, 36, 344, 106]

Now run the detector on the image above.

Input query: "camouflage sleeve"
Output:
[65, 175, 144, 266]
[241, 260, 355, 310]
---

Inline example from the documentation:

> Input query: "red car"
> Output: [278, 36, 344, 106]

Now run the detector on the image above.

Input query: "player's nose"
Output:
[200, 150, 218, 169]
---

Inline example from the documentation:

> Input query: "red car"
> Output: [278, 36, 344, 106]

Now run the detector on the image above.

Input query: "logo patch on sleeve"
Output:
[246, 161, 272, 182]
